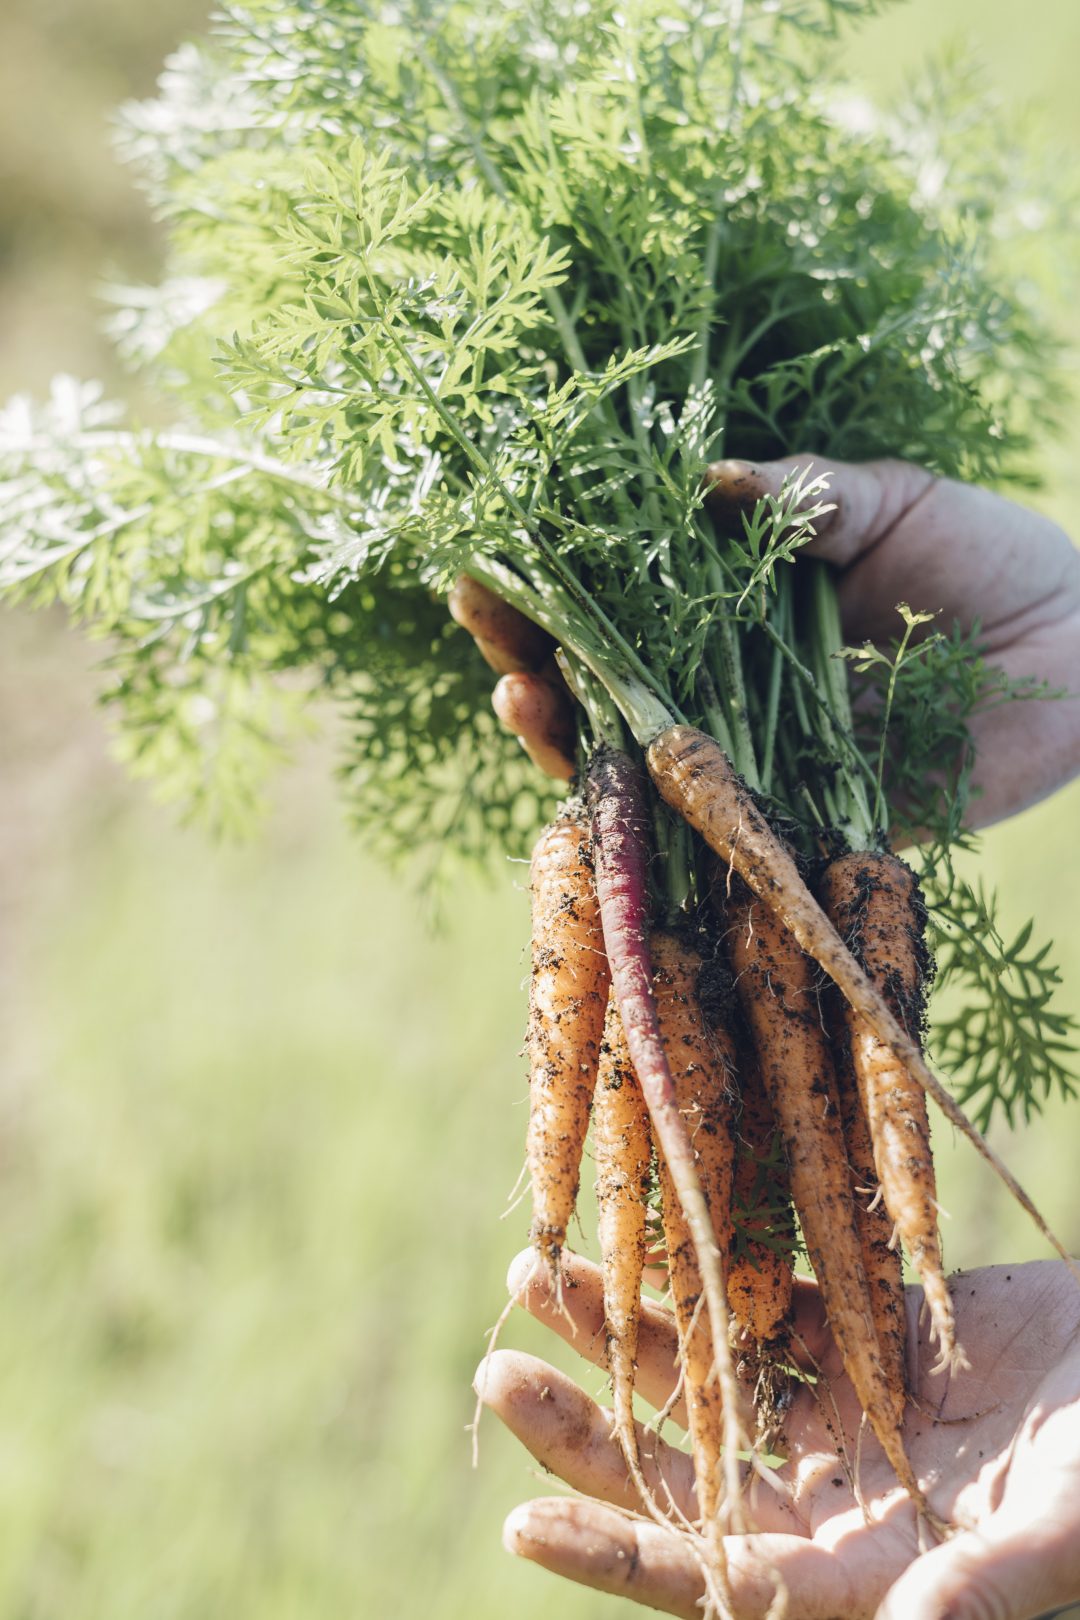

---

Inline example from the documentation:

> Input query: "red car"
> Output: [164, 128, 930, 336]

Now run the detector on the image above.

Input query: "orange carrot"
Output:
[649, 931, 739, 1529]
[727, 1068, 794, 1353]
[831, 1012, 908, 1399]
[725, 878, 919, 1499]
[647, 723, 1078, 1287]
[693, 930, 794, 1355]
[526, 816, 610, 1274]
[593, 992, 652, 1484]
[820, 851, 957, 1371]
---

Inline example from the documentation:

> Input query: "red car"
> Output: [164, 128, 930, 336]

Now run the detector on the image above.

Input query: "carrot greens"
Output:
[0, 4, 1076, 1220]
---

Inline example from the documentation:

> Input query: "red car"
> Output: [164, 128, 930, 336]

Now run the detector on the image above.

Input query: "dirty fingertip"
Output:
[704, 456, 801, 513]
[471, 1347, 518, 1407]
[703, 457, 764, 504]
[505, 1248, 540, 1299]
[502, 1503, 539, 1556]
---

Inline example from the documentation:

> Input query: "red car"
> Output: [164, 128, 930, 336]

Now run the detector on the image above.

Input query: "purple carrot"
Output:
[585, 747, 747, 1535]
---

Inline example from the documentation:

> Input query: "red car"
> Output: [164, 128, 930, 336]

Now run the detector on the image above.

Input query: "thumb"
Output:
[875, 1521, 1078, 1620]
[703, 453, 935, 571]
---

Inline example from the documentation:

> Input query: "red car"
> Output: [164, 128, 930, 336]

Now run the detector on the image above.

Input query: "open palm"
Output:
[478, 1253, 1080, 1619]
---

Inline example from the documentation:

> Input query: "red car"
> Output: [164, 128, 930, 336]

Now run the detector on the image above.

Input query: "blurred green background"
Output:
[2, 3, 1078, 1617]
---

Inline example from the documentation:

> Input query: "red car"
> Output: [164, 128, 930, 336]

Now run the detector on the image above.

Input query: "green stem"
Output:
[649, 796, 694, 918]
[872, 609, 926, 840]
[759, 611, 877, 796]
[625, 372, 665, 534]
[696, 664, 736, 760]
[380, 309, 673, 719]
[718, 616, 758, 786]
[759, 633, 784, 794]
[806, 561, 878, 847]
[688, 0, 745, 398]
[416, 42, 591, 375]
[557, 651, 624, 751]
[798, 782, 826, 831]
[704, 560, 759, 787]
[726, 295, 824, 377]
[465, 555, 673, 743]
[663, 813, 694, 916]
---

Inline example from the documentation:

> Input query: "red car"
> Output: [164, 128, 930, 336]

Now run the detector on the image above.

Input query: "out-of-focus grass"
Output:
[2, 618, 621, 1620]
[0, 0, 208, 396]
[0, 3, 1078, 1618]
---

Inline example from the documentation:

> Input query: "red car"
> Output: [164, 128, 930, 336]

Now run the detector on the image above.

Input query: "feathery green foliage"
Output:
[0, 0, 1074, 1118]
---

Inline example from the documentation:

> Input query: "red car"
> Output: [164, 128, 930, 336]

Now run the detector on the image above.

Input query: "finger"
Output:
[505, 1498, 865, 1619]
[474, 1349, 699, 1521]
[508, 1249, 685, 1421]
[492, 670, 576, 781]
[448, 574, 552, 673]
[704, 456, 1079, 651]
[705, 456, 1080, 821]
[875, 1519, 1080, 1620]
[964, 627, 1080, 825]
[478, 1349, 803, 1536]
[510, 1250, 836, 1403]
[504, 1497, 705, 1618]
[705, 455, 933, 581]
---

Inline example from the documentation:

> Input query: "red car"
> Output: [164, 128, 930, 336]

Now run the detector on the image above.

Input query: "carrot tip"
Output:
[929, 1341, 970, 1379]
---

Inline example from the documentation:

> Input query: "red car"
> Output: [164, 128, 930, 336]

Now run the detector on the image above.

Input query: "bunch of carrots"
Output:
[527, 729, 946, 1534]
[456, 571, 1075, 1602]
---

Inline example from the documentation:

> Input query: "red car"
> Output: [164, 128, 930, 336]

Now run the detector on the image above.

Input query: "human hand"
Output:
[703, 457, 1080, 828]
[476, 1253, 1080, 1620]
[450, 459, 1080, 822]
[447, 574, 577, 780]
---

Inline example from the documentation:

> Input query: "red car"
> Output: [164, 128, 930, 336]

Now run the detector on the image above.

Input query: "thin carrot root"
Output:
[526, 815, 610, 1278]
[831, 1006, 908, 1398]
[820, 851, 962, 1374]
[649, 930, 743, 1535]
[648, 724, 1080, 1292]
[593, 991, 652, 1487]
[724, 876, 928, 1510]
[469, 1283, 525, 1468]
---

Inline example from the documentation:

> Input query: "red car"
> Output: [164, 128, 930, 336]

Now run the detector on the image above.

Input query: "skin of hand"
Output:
[458, 456, 1080, 823]
[447, 574, 577, 780]
[476, 1253, 1080, 1620]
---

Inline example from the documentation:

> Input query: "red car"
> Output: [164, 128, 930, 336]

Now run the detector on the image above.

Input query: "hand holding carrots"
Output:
[447, 575, 577, 781]
[453, 459, 1080, 1614]
[480, 1254, 1080, 1620]
[452, 457, 1080, 821]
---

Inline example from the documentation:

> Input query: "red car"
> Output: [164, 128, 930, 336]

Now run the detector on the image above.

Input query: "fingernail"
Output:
[705, 456, 756, 482]
[703, 459, 766, 509]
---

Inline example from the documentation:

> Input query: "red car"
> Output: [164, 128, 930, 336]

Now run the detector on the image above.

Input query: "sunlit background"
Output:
[2, 3, 1079, 1616]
